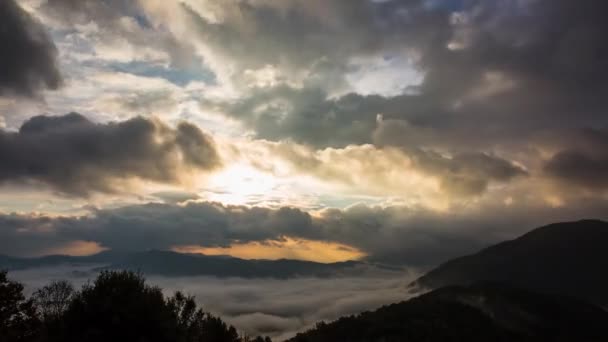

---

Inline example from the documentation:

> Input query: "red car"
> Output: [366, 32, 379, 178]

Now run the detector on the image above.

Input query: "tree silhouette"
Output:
[33, 280, 74, 320]
[167, 291, 206, 341]
[60, 270, 177, 342]
[0, 270, 40, 342]
[198, 314, 240, 342]
[1, 270, 272, 342]
[42, 270, 271, 342]
[32, 280, 75, 341]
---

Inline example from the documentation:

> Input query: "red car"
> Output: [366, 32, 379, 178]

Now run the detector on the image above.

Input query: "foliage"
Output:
[0, 270, 40, 342]
[32, 280, 74, 320]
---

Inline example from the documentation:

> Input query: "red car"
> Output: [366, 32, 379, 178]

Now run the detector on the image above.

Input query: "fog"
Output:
[9, 265, 419, 340]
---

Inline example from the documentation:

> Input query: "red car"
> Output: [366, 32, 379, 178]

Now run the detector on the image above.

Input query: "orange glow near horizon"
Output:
[41, 240, 108, 256]
[172, 237, 366, 263]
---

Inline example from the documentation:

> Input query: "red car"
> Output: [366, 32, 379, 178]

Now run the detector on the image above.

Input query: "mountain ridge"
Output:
[410, 219, 608, 306]
[287, 282, 608, 342]
[0, 249, 369, 279]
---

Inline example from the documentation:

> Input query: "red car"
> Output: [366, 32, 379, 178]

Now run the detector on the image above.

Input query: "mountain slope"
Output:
[287, 283, 608, 342]
[410, 219, 608, 306]
[109, 250, 362, 278]
[0, 250, 364, 278]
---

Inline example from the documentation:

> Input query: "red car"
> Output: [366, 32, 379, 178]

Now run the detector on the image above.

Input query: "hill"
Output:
[287, 283, 608, 342]
[410, 219, 608, 306]
[0, 250, 364, 278]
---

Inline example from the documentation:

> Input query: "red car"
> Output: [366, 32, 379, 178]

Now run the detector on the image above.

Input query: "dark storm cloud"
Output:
[0, 0, 61, 97]
[0, 113, 220, 195]
[2, 199, 608, 266]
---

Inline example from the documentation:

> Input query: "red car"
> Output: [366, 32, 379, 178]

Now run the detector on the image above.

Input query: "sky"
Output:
[2, 0, 608, 266]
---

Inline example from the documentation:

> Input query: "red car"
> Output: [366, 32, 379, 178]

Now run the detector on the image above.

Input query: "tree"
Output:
[198, 314, 240, 342]
[32, 280, 74, 341]
[60, 270, 177, 342]
[32, 280, 74, 320]
[0, 270, 40, 342]
[56, 270, 253, 342]
[2, 269, 268, 342]
[167, 291, 206, 342]
[167, 290, 257, 342]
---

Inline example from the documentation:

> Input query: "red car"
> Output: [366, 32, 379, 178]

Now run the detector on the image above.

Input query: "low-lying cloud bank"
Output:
[9, 265, 417, 340]
[2, 199, 608, 267]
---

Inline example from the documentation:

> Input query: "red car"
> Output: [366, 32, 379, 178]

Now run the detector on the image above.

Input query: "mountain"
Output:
[410, 219, 608, 306]
[0, 250, 365, 278]
[287, 283, 608, 342]
[0, 250, 125, 269]
[109, 250, 363, 278]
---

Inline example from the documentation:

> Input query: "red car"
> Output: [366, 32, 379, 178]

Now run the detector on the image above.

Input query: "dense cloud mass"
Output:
[193, 0, 603, 148]
[0, 0, 62, 97]
[2, 199, 608, 266]
[197, 0, 608, 193]
[0, 113, 220, 195]
[10, 0, 607, 199]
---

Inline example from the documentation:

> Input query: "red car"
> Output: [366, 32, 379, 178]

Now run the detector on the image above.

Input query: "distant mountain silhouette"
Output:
[0, 250, 364, 278]
[0, 250, 124, 269]
[287, 283, 608, 342]
[410, 219, 608, 306]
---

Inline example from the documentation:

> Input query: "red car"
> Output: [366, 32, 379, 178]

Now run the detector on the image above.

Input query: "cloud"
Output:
[1, 0, 608, 276]
[22, 0, 608, 156]
[213, 85, 392, 147]
[543, 128, 608, 192]
[205, 0, 608, 157]
[0, 113, 220, 195]
[37, 0, 196, 67]
[25, 0, 608, 195]
[0, 0, 62, 97]
[9, 265, 415, 340]
[545, 151, 608, 190]
[411, 150, 527, 197]
[2, 197, 608, 266]
[246, 141, 526, 199]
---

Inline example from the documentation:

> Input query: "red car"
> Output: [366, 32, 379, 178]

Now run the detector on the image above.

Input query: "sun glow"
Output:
[203, 163, 279, 205]
[173, 237, 366, 263]
[40, 240, 108, 257]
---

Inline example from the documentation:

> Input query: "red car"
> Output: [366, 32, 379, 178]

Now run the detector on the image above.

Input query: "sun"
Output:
[203, 163, 279, 205]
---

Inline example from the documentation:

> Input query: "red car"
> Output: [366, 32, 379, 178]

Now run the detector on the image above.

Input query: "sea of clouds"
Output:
[10, 264, 420, 340]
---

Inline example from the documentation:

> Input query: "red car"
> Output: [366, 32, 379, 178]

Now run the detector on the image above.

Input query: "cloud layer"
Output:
[2, 198, 608, 266]
[9, 265, 416, 340]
